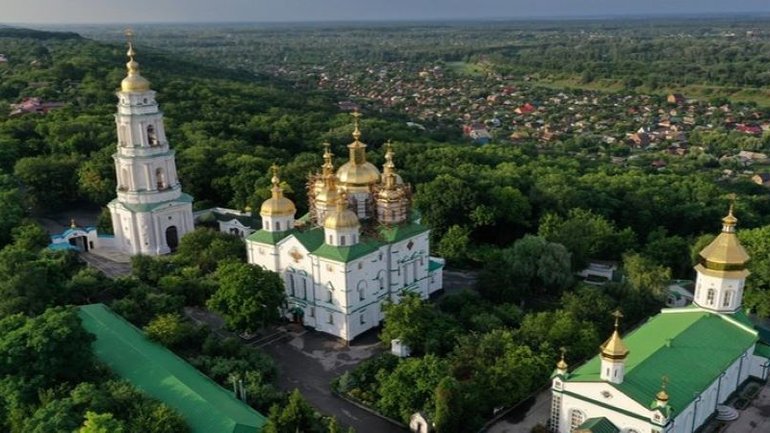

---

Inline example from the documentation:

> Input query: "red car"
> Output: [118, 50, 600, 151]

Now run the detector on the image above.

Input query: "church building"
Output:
[107, 36, 194, 255]
[549, 207, 770, 433]
[246, 114, 444, 341]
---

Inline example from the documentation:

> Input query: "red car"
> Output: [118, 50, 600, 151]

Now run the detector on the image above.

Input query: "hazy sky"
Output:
[5, 0, 770, 24]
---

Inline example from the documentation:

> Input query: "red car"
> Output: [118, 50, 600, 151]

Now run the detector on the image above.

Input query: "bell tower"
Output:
[107, 30, 194, 255]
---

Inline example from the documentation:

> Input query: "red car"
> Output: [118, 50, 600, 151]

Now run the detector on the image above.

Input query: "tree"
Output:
[380, 293, 459, 355]
[207, 261, 285, 332]
[78, 411, 125, 433]
[433, 376, 462, 433]
[174, 228, 245, 273]
[437, 225, 471, 265]
[376, 355, 448, 423]
[263, 389, 319, 433]
[622, 253, 671, 300]
[14, 155, 79, 211]
[143, 313, 193, 348]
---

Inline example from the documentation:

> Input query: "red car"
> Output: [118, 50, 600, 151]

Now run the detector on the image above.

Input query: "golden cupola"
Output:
[120, 33, 151, 93]
[601, 311, 629, 361]
[260, 165, 296, 217]
[336, 112, 381, 191]
[695, 205, 750, 278]
[315, 143, 338, 200]
[324, 190, 360, 231]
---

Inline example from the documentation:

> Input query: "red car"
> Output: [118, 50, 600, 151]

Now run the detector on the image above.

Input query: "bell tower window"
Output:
[156, 167, 166, 190]
[147, 124, 158, 146]
[706, 288, 715, 305]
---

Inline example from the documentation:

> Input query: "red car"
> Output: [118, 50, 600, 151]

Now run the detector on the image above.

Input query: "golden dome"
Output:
[556, 348, 568, 371]
[601, 311, 629, 361]
[324, 191, 360, 230]
[336, 112, 381, 187]
[316, 175, 339, 204]
[656, 389, 669, 402]
[697, 205, 749, 272]
[260, 165, 296, 217]
[121, 42, 150, 93]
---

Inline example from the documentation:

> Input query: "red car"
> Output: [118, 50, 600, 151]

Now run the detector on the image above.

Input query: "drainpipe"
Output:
[736, 353, 746, 390]
[715, 372, 725, 412]
[690, 395, 702, 433]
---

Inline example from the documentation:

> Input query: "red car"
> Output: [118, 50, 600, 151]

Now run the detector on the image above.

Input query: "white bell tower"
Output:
[107, 32, 194, 255]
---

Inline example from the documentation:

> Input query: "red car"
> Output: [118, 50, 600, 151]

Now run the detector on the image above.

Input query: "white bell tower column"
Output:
[107, 32, 194, 256]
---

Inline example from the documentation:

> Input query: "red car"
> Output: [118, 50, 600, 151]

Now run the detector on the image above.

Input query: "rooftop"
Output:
[568, 307, 758, 412]
[78, 304, 266, 433]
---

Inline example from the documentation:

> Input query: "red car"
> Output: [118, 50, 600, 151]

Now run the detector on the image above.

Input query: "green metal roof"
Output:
[568, 309, 758, 412]
[247, 221, 427, 264]
[576, 417, 619, 433]
[755, 343, 770, 359]
[377, 222, 429, 243]
[78, 304, 266, 433]
[246, 229, 293, 245]
[428, 258, 445, 272]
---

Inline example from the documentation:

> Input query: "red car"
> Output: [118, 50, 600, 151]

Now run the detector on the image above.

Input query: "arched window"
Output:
[147, 124, 158, 145]
[357, 281, 367, 301]
[723, 290, 733, 307]
[302, 279, 308, 300]
[156, 167, 166, 190]
[288, 275, 295, 297]
[340, 236, 346, 246]
[275, 221, 281, 231]
[327, 290, 333, 303]
[707, 288, 715, 305]
[121, 168, 130, 190]
[569, 409, 585, 432]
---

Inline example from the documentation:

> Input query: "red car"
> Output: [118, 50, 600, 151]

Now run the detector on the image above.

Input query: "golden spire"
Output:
[70, 218, 77, 229]
[260, 164, 296, 217]
[352, 111, 362, 142]
[600, 310, 629, 360]
[121, 28, 150, 93]
[656, 376, 670, 403]
[383, 140, 397, 189]
[556, 347, 568, 371]
[322, 142, 334, 177]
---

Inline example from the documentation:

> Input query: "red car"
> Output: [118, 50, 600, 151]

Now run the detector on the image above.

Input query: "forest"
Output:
[1, 19, 770, 433]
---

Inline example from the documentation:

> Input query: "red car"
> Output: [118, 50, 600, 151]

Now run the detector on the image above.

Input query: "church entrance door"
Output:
[68, 236, 89, 252]
[165, 226, 179, 251]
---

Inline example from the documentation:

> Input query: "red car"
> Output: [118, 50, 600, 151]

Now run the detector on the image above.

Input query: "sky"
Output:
[4, 0, 770, 24]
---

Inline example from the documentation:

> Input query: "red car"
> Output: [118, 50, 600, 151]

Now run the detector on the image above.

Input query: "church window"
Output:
[328, 313, 334, 324]
[302, 279, 307, 300]
[360, 313, 366, 325]
[723, 290, 733, 307]
[156, 167, 166, 190]
[275, 221, 281, 231]
[309, 307, 315, 318]
[340, 236, 346, 246]
[549, 395, 561, 432]
[358, 287, 365, 301]
[289, 275, 295, 297]
[707, 289, 715, 305]
[358, 262, 363, 270]
[147, 125, 158, 145]
[569, 409, 585, 432]
[327, 290, 333, 303]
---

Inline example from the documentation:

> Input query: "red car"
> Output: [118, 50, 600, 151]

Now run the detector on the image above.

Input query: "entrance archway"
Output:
[68, 236, 89, 252]
[165, 226, 179, 251]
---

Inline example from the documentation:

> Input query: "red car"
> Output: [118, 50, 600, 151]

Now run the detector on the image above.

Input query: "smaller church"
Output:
[549, 207, 770, 433]
[247, 115, 444, 341]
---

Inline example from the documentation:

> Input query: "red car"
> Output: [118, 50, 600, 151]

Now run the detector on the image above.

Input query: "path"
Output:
[79, 250, 132, 278]
[486, 387, 551, 433]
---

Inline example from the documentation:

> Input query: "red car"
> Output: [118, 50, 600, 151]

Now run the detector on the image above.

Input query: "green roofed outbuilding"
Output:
[78, 304, 266, 433]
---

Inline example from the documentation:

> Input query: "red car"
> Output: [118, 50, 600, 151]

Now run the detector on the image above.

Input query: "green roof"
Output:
[247, 220, 428, 264]
[576, 417, 619, 433]
[78, 304, 266, 433]
[378, 222, 429, 243]
[246, 229, 294, 245]
[568, 309, 758, 412]
[428, 258, 445, 273]
[755, 343, 770, 359]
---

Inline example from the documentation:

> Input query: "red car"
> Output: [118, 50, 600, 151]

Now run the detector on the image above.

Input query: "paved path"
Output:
[79, 251, 132, 278]
[723, 381, 770, 433]
[486, 388, 551, 433]
[261, 329, 405, 433]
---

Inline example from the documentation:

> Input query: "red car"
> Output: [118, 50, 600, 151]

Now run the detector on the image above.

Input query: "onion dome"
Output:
[260, 165, 296, 217]
[556, 347, 568, 372]
[336, 112, 381, 188]
[324, 190, 360, 230]
[314, 143, 336, 196]
[378, 144, 406, 202]
[695, 205, 750, 277]
[120, 33, 150, 93]
[600, 311, 629, 361]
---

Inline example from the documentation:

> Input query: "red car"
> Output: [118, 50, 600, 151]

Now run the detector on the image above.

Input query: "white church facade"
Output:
[106, 37, 194, 255]
[550, 208, 770, 433]
[247, 116, 444, 341]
